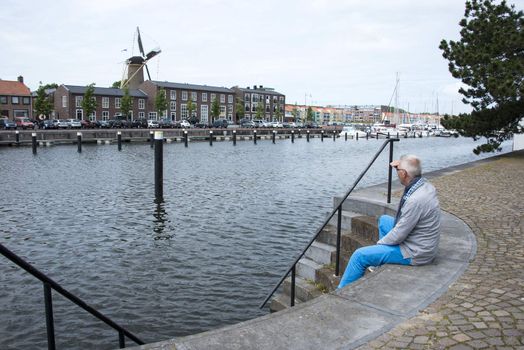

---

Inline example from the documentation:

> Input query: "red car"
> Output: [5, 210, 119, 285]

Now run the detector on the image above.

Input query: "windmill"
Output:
[121, 27, 161, 89]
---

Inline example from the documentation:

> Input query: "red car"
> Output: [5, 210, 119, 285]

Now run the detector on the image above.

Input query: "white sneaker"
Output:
[367, 266, 376, 273]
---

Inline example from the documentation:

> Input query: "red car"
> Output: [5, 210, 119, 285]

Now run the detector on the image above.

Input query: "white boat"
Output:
[341, 126, 367, 138]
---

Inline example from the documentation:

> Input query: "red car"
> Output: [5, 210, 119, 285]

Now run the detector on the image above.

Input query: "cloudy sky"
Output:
[1, 0, 500, 115]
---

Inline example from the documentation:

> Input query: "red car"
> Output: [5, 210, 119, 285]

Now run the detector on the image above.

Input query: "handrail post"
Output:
[44, 283, 56, 350]
[290, 266, 296, 307]
[119, 330, 125, 348]
[387, 140, 395, 203]
[335, 208, 342, 276]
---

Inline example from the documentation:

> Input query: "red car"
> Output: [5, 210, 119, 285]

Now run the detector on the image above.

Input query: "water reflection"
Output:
[152, 201, 174, 241]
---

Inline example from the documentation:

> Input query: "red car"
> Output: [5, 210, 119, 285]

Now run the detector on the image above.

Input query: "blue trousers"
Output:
[337, 215, 411, 289]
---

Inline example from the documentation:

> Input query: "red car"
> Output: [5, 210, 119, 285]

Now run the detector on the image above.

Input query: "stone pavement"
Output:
[357, 150, 524, 350]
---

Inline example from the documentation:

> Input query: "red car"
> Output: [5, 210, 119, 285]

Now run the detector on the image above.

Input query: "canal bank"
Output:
[128, 150, 524, 350]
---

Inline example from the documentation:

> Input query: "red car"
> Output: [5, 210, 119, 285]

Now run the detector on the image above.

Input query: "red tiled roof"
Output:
[0, 80, 31, 96]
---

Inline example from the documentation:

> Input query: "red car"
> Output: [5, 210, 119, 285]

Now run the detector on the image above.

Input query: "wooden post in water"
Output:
[154, 131, 163, 203]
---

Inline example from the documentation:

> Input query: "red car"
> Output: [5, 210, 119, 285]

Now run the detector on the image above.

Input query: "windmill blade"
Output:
[137, 26, 145, 57]
[144, 63, 152, 81]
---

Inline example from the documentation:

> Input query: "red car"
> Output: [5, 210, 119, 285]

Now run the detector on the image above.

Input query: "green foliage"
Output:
[120, 87, 132, 119]
[211, 96, 220, 121]
[439, 0, 524, 153]
[155, 88, 168, 117]
[112, 81, 121, 89]
[291, 105, 299, 121]
[255, 101, 265, 119]
[274, 106, 282, 122]
[81, 83, 97, 119]
[187, 98, 197, 123]
[41, 83, 58, 90]
[33, 84, 53, 118]
[307, 106, 314, 122]
[235, 97, 245, 120]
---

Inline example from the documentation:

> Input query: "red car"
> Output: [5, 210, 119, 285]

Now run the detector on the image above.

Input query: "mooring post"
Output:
[184, 130, 188, 147]
[233, 130, 236, 146]
[291, 130, 294, 143]
[32, 133, 37, 154]
[298, 129, 301, 138]
[77, 132, 82, 153]
[253, 130, 257, 144]
[117, 131, 122, 151]
[150, 131, 154, 148]
[387, 132, 390, 139]
[307, 130, 310, 142]
[209, 130, 213, 146]
[366, 132, 369, 140]
[345, 132, 348, 141]
[15, 130, 20, 146]
[272, 130, 276, 144]
[333, 130, 336, 141]
[321, 130, 324, 142]
[356, 132, 359, 141]
[154, 131, 163, 202]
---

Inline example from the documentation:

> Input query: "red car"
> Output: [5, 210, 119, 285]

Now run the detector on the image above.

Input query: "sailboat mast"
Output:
[394, 72, 400, 125]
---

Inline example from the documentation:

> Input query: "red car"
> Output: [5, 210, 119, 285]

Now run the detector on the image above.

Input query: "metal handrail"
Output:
[0, 242, 145, 349]
[260, 138, 399, 309]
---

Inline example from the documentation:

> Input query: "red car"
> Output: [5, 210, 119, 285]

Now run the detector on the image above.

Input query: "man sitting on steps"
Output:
[338, 154, 441, 289]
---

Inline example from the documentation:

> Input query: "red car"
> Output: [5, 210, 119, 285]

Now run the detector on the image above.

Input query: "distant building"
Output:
[232, 85, 285, 122]
[53, 85, 148, 120]
[0, 76, 32, 119]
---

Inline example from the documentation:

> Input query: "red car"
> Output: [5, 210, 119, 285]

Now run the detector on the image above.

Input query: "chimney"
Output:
[17, 76, 24, 83]
[253, 85, 257, 90]
[259, 85, 263, 89]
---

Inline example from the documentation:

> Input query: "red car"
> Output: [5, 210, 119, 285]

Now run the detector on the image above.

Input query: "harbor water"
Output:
[0, 136, 511, 349]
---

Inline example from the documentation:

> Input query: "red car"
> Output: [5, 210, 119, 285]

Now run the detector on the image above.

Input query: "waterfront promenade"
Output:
[357, 150, 524, 349]
[129, 150, 523, 349]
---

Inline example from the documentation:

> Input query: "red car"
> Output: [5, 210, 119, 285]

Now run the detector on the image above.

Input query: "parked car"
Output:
[95, 120, 110, 128]
[108, 118, 130, 128]
[80, 119, 96, 129]
[147, 119, 160, 128]
[0, 118, 17, 130]
[56, 119, 70, 128]
[212, 118, 229, 128]
[240, 119, 255, 128]
[131, 118, 148, 128]
[305, 122, 320, 129]
[193, 122, 208, 128]
[159, 118, 174, 128]
[270, 121, 283, 128]
[40, 119, 58, 129]
[253, 119, 269, 128]
[67, 119, 82, 128]
[14, 117, 35, 129]
[175, 120, 191, 129]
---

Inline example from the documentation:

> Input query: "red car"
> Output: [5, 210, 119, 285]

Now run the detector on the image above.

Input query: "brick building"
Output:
[140, 81, 235, 124]
[232, 85, 285, 122]
[53, 85, 148, 120]
[0, 76, 32, 119]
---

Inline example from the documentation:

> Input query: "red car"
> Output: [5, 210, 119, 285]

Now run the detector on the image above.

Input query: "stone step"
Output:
[304, 241, 336, 265]
[296, 257, 322, 281]
[315, 266, 341, 292]
[269, 291, 303, 313]
[282, 276, 325, 303]
[351, 215, 379, 242]
[327, 210, 361, 231]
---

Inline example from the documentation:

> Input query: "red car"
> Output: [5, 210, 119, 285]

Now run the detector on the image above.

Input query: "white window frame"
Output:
[220, 94, 225, 103]
[148, 112, 158, 120]
[170, 101, 176, 111]
[138, 99, 145, 109]
[211, 93, 216, 102]
[228, 95, 233, 104]
[170, 90, 176, 100]
[102, 97, 109, 108]
[102, 111, 109, 120]
[191, 92, 197, 102]
[170, 111, 176, 119]
[180, 104, 188, 119]
[202, 93, 208, 102]
[62, 96, 67, 108]
[115, 97, 121, 108]
[88, 111, 96, 121]
[220, 106, 226, 117]
[182, 91, 188, 101]
[75, 96, 83, 108]
[200, 105, 208, 123]
[76, 109, 83, 119]
[138, 111, 145, 119]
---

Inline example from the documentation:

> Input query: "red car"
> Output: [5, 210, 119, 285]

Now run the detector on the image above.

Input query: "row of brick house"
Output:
[1, 75, 287, 124]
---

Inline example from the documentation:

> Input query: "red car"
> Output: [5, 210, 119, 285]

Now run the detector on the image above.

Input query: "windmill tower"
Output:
[121, 27, 161, 89]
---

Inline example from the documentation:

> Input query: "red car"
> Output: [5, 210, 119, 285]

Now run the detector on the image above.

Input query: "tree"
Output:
[81, 83, 97, 120]
[255, 101, 265, 120]
[112, 81, 121, 89]
[235, 97, 245, 121]
[307, 106, 314, 122]
[187, 98, 197, 124]
[33, 84, 53, 119]
[439, 0, 523, 154]
[121, 87, 132, 120]
[274, 107, 283, 122]
[211, 96, 220, 123]
[155, 88, 168, 118]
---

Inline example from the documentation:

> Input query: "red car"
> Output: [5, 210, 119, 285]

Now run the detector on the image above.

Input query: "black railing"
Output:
[260, 138, 399, 309]
[0, 243, 145, 349]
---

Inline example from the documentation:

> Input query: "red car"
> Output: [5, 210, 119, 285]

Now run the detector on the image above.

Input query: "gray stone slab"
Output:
[169, 294, 399, 350]
[336, 257, 465, 317]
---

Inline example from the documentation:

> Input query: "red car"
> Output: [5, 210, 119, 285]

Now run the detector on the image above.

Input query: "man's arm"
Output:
[377, 200, 422, 245]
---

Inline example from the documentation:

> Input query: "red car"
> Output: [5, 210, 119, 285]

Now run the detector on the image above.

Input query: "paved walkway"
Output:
[357, 150, 524, 349]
